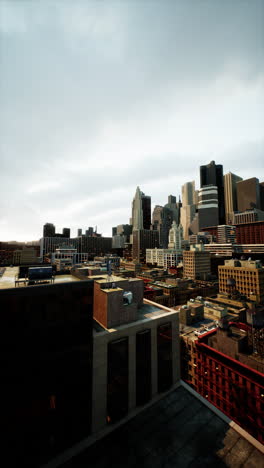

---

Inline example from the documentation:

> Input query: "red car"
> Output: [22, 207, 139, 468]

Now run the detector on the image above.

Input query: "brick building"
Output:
[218, 259, 264, 303]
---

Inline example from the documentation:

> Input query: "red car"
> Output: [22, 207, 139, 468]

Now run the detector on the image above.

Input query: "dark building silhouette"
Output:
[200, 161, 225, 224]
[0, 280, 94, 467]
[152, 205, 174, 248]
[132, 230, 159, 263]
[237, 177, 261, 212]
[43, 223, 56, 237]
[62, 227, 70, 238]
[142, 195, 151, 230]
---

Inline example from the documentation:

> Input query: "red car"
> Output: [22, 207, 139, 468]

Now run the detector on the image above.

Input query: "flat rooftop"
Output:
[93, 301, 177, 334]
[60, 385, 262, 468]
[0, 266, 81, 290]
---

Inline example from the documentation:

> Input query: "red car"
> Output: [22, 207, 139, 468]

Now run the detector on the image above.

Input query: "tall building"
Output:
[152, 205, 174, 248]
[77, 228, 82, 237]
[131, 187, 151, 231]
[237, 177, 261, 212]
[132, 229, 159, 263]
[180, 181, 198, 240]
[183, 245, 211, 280]
[165, 195, 181, 225]
[168, 221, 183, 251]
[198, 185, 219, 230]
[200, 161, 225, 224]
[43, 223, 56, 237]
[224, 172, 243, 224]
[62, 227, 70, 238]
[0, 275, 94, 467]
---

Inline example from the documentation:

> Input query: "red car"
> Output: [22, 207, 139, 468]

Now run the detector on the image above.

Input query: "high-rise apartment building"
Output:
[43, 223, 56, 237]
[198, 185, 219, 229]
[200, 161, 225, 224]
[237, 177, 261, 212]
[224, 172, 243, 224]
[131, 187, 151, 231]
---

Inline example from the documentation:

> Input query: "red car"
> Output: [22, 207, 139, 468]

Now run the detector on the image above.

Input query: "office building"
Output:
[198, 185, 219, 230]
[92, 292, 179, 433]
[43, 223, 56, 237]
[13, 247, 40, 265]
[77, 228, 82, 237]
[168, 221, 183, 251]
[235, 221, 264, 244]
[183, 245, 211, 280]
[233, 209, 264, 225]
[218, 259, 264, 303]
[237, 177, 261, 212]
[62, 227, 70, 238]
[217, 225, 236, 244]
[180, 181, 198, 240]
[131, 187, 151, 231]
[200, 160, 225, 224]
[0, 270, 94, 467]
[224, 172, 243, 224]
[152, 205, 174, 248]
[132, 229, 159, 263]
[165, 194, 181, 225]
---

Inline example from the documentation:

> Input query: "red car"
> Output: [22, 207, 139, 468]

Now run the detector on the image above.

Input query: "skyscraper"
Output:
[164, 195, 181, 225]
[43, 223, 56, 237]
[131, 187, 151, 231]
[198, 185, 219, 229]
[152, 205, 174, 248]
[63, 228, 70, 238]
[180, 182, 198, 240]
[224, 172, 243, 224]
[237, 177, 261, 212]
[200, 161, 225, 224]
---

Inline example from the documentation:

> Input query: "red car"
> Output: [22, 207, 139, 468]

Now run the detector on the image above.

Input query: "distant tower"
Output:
[43, 223, 55, 237]
[200, 160, 225, 224]
[77, 228, 82, 237]
[224, 172, 243, 224]
[168, 221, 183, 253]
[131, 187, 151, 231]
[62, 228, 70, 238]
[180, 182, 197, 240]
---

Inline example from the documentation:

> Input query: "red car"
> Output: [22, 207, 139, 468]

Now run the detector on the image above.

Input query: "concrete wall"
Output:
[92, 309, 179, 434]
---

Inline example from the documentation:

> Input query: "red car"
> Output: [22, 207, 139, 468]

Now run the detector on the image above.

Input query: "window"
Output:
[107, 337, 129, 423]
[157, 323, 173, 393]
[136, 330, 151, 406]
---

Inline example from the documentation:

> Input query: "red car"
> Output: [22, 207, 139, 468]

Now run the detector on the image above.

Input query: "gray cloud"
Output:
[0, 1, 263, 240]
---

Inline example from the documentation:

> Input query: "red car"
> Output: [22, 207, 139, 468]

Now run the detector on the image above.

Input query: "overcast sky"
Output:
[0, 1, 263, 241]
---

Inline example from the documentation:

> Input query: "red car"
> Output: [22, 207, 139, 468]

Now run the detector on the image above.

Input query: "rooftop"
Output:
[0, 266, 81, 290]
[93, 300, 177, 335]
[59, 385, 263, 468]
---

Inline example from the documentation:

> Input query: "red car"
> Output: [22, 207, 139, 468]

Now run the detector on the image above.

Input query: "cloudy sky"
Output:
[0, 0, 263, 241]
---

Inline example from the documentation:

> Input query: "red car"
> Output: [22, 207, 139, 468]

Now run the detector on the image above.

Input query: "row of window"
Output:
[107, 323, 173, 424]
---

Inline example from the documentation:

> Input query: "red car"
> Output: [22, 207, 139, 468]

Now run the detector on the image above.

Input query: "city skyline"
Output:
[1, 1, 263, 241]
